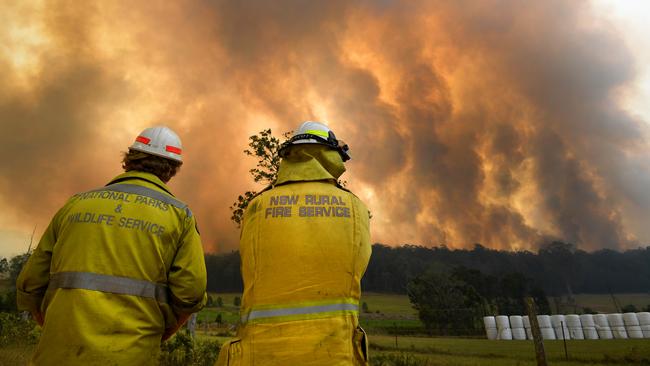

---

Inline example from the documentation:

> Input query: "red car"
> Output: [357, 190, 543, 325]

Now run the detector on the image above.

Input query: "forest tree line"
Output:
[206, 241, 650, 296]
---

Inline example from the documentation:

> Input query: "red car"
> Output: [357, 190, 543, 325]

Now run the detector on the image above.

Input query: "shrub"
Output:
[160, 330, 220, 366]
[0, 312, 39, 346]
[621, 304, 638, 313]
[0, 290, 18, 312]
[582, 307, 597, 314]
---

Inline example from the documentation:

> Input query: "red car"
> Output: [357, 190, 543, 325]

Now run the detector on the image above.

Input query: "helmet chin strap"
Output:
[336, 140, 351, 162]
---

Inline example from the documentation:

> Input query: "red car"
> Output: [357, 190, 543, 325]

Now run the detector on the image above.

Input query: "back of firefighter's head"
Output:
[278, 121, 351, 163]
[122, 126, 183, 183]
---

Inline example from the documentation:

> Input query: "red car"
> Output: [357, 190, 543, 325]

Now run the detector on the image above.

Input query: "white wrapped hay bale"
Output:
[565, 314, 584, 340]
[607, 313, 628, 339]
[537, 315, 556, 340]
[510, 315, 526, 340]
[522, 315, 533, 340]
[637, 312, 650, 338]
[484, 316, 498, 340]
[594, 314, 613, 339]
[551, 315, 570, 340]
[579, 314, 599, 340]
[496, 315, 512, 340]
[623, 313, 643, 339]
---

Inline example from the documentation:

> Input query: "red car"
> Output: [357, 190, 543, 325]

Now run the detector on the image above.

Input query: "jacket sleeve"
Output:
[353, 196, 372, 286]
[16, 208, 63, 313]
[167, 213, 207, 315]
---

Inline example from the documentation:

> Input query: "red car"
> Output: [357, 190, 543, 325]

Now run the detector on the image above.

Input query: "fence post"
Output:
[393, 322, 398, 349]
[561, 320, 568, 360]
[525, 297, 548, 366]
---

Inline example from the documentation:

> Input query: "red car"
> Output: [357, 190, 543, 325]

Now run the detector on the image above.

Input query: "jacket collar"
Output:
[275, 145, 346, 186]
[107, 171, 174, 195]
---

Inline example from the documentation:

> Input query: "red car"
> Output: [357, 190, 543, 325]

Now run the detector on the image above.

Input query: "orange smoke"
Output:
[1, 0, 648, 253]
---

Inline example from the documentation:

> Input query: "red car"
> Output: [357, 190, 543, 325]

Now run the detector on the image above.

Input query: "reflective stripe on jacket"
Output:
[16, 171, 207, 366]
[241, 298, 359, 324]
[216, 145, 372, 366]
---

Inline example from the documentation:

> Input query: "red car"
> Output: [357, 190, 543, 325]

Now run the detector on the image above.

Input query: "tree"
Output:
[229, 129, 286, 226]
[233, 296, 241, 307]
[205, 251, 243, 293]
[538, 241, 577, 296]
[407, 270, 483, 335]
[9, 253, 30, 284]
[0, 253, 31, 312]
[0, 258, 8, 273]
[362, 302, 369, 313]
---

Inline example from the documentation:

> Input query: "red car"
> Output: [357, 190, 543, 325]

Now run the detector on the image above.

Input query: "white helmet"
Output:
[129, 126, 183, 163]
[278, 121, 351, 161]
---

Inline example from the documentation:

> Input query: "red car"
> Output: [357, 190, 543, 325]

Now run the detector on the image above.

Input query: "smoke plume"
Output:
[1, 0, 648, 253]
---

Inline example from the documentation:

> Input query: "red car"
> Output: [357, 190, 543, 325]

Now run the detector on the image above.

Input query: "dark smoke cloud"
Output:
[0, 3, 130, 222]
[1, 0, 648, 253]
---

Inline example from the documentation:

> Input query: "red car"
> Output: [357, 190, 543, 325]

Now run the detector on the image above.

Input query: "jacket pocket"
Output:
[353, 326, 369, 365]
[215, 338, 242, 366]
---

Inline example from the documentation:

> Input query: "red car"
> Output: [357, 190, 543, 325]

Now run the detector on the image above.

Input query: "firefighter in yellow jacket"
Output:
[216, 121, 372, 366]
[16, 126, 207, 365]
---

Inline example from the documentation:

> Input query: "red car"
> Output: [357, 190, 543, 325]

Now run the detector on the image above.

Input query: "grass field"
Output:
[0, 344, 32, 366]
[3, 292, 650, 365]
[370, 336, 650, 365]
[4, 335, 648, 365]
[361, 293, 418, 316]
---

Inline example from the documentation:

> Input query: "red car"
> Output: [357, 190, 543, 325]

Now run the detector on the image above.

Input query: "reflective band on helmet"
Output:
[304, 129, 329, 138]
[241, 301, 359, 324]
[86, 183, 192, 218]
[165, 145, 182, 154]
[48, 271, 168, 303]
[136, 136, 151, 144]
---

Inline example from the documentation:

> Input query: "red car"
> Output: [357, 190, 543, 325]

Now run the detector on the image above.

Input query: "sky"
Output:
[1, 0, 650, 257]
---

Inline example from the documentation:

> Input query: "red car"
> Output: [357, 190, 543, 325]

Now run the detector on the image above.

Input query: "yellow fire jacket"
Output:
[216, 145, 372, 366]
[16, 171, 207, 366]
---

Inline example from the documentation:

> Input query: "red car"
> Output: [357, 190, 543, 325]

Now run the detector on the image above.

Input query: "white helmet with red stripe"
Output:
[129, 126, 183, 163]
